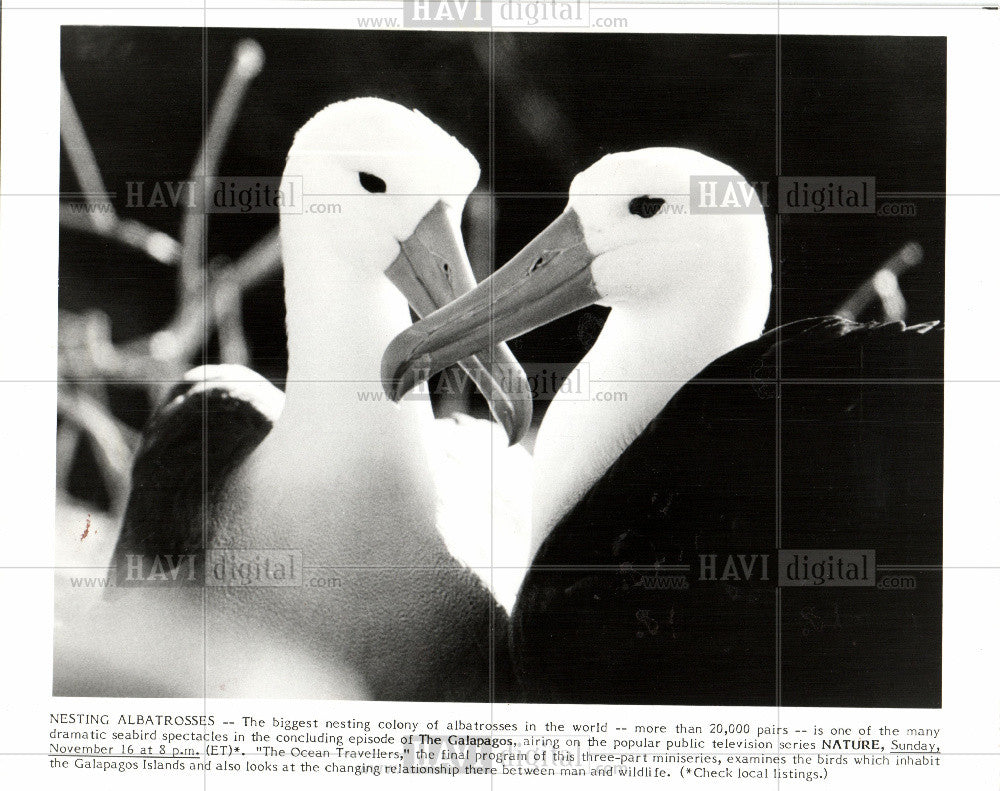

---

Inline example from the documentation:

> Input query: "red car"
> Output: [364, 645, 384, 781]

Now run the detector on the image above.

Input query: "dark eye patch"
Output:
[359, 172, 387, 193]
[629, 195, 665, 219]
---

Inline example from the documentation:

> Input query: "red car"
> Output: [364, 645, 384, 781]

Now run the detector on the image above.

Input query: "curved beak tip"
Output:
[381, 341, 428, 403]
[493, 395, 532, 447]
[504, 374, 533, 446]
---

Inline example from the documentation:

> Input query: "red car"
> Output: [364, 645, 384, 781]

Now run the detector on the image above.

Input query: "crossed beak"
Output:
[382, 208, 600, 405]
[386, 200, 533, 445]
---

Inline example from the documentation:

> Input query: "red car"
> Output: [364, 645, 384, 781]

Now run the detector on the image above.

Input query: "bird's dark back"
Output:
[109, 379, 276, 584]
[512, 317, 943, 707]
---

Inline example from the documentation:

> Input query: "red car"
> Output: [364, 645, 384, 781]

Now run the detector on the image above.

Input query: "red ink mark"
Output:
[80, 514, 91, 541]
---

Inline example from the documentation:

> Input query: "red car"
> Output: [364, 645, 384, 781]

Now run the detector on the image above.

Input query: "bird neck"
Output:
[262, 220, 437, 491]
[530, 280, 770, 556]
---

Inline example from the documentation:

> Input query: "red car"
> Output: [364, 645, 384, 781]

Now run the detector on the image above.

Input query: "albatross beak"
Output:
[382, 208, 600, 404]
[385, 200, 532, 445]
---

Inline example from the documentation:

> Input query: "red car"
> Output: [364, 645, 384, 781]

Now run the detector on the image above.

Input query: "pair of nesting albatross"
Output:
[78, 99, 940, 705]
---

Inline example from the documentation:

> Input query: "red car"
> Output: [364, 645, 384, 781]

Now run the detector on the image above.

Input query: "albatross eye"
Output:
[359, 171, 387, 194]
[629, 195, 665, 219]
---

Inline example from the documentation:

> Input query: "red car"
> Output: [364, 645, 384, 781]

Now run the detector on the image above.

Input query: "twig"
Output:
[228, 228, 281, 290]
[119, 228, 281, 371]
[56, 387, 139, 516]
[60, 206, 181, 265]
[178, 38, 265, 300]
[212, 262, 251, 366]
[837, 242, 924, 322]
[60, 73, 115, 232]
[55, 422, 83, 492]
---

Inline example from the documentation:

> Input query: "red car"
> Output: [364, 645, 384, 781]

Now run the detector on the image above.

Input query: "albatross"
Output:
[382, 147, 943, 706]
[74, 98, 532, 701]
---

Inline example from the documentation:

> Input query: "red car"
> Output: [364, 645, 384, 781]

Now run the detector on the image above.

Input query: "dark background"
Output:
[60, 27, 945, 503]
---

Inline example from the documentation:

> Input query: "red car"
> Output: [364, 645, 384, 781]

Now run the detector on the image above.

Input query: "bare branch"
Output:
[57, 387, 139, 515]
[60, 73, 115, 232]
[178, 39, 265, 299]
[837, 242, 924, 322]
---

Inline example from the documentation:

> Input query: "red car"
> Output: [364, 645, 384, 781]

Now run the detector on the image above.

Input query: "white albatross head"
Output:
[568, 148, 772, 310]
[280, 97, 531, 442]
[382, 147, 774, 399]
[282, 97, 479, 277]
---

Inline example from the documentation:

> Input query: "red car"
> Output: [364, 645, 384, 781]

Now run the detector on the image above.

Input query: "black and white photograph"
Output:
[1, 2, 998, 788]
[52, 25, 943, 706]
